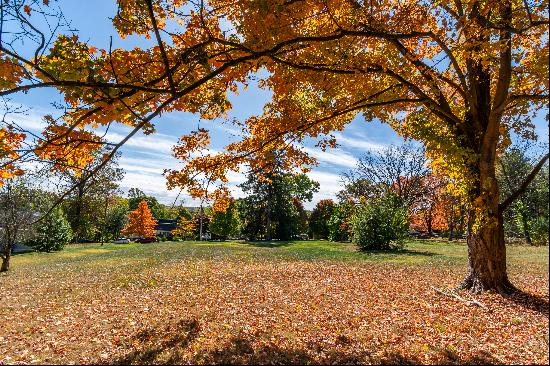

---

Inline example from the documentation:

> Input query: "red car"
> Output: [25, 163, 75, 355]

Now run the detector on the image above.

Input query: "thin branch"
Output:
[499, 153, 549, 211]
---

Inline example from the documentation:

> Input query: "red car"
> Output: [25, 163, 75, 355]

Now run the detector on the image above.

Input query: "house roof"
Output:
[12, 243, 35, 254]
[155, 219, 177, 232]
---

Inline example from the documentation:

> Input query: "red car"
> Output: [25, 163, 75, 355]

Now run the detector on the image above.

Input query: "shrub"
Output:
[328, 202, 354, 242]
[308, 199, 335, 239]
[210, 201, 240, 240]
[27, 208, 73, 252]
[352, 195, 408, 251]
[531, 216, 549, 245]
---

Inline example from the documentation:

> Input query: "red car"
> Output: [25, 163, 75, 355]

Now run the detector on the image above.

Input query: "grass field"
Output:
[1, 240, 548, 364]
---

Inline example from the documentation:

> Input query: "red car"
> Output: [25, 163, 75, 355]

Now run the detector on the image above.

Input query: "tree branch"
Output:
[499, 153, 549, 211]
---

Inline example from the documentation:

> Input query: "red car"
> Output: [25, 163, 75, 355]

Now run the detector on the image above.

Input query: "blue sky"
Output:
[6, 1, 549, 209]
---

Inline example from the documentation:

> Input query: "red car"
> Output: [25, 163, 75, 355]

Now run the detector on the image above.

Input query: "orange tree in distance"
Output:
[409, 174, 451, 237]
[122, 200, 158, 239]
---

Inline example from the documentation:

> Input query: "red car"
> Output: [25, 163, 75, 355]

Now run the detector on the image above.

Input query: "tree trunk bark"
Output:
[458, 202, 465, 238]
[199, 205, 204, 241]
[448, 200, 454, 241]
[74, 186, 84, 243]
[101, 195, 109, 246]
[266, 190, 272, 241]
[1, 247, 11, 272]
[458, 172, 515, 294]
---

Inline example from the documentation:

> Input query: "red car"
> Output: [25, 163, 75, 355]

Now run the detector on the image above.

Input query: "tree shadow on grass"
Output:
[243, 240, 294, 248]
[108, 327, 504, 365]
[381, 349, 503, 365]
[109, 318, 200, 365]
[360, 248, 438, 257]
[506, 289, 549, 316]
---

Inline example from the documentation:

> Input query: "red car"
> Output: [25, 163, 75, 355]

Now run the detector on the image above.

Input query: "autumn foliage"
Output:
[0, 241, 548, 364]
[409, 174, 450, 234]
[1, 0, 548, 292]
[121, 200, 157, 238]
[0, 127, 25, 186]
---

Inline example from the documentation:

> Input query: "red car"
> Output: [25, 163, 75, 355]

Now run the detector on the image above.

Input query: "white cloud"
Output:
[305, 170, 345, 209]
[2, 106, 49, 132]
[105, 131, 178, 155]
[333, 132, 387, 152]
[303, 146, 358, 169]
[4, 103, 352, 208]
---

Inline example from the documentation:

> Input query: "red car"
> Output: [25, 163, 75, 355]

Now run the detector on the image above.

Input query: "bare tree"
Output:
[341, 143, 429, 207]
[0, 178, 38, 271]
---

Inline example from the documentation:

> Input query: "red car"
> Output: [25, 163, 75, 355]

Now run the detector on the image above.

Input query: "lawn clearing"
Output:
[1, 240, 548, 364]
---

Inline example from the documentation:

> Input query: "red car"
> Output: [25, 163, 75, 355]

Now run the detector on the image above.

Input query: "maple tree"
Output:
[121, 200, 158, 238]
[0, 0, 548, 293]
[171, 215, 196, 240]
[171, 0, 550, 293]
[409, 174, 451, 236]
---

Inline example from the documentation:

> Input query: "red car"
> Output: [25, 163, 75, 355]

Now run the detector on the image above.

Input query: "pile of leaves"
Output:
[0, 243, 547, 364]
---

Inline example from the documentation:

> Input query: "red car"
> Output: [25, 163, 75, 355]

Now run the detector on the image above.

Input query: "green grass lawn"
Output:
[10, 238, 549, 275]
[1, 239, 548, 364]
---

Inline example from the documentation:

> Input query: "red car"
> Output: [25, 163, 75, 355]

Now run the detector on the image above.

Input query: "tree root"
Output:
[431, 286, 491, 312]
[455, 274, 517, 296]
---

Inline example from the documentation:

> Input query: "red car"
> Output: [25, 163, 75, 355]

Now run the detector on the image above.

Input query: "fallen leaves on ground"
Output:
[0, 243, 548, 365]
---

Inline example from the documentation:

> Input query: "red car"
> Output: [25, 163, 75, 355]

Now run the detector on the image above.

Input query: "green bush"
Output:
[27, 208, 73, 252]
[531, 216, 549, 245]
[210, 201, 240, 240]
[328, 202, 354, 242]
[351, 195, 408, 251]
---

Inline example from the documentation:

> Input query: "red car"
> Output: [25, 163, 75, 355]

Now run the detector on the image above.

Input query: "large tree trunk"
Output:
[459, 211, 514, 294]
[458, 163, 515, 294]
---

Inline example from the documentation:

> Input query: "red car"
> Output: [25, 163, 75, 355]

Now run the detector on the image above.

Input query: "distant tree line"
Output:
[1, 142, 547, 272]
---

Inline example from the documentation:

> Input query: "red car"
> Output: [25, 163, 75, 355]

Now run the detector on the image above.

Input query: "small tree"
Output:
[409, 174, 449, 237]
[0, 180, 37, 272]
[121, 200, 158, 238]
[209, 201, 240, 240]
[342, 144, 429, 207]
[104, 198, 129, 240]
[27, 208, 72, 252]
[172, 218, 196, 241]
[309, 199, 336, 239]
[352, 194, 409, 251]
[328, 201, 355, 242]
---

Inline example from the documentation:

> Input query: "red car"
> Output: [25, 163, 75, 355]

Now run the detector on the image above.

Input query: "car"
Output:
[112, 237, 130, 244]
[135, 237, 157, 243]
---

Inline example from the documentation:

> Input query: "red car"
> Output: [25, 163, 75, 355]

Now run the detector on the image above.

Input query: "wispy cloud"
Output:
[106, 131, 178, 155]
[303, 146, 358, 169]
[333, 132, 387, 152]
[306, 170, 345, 207]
